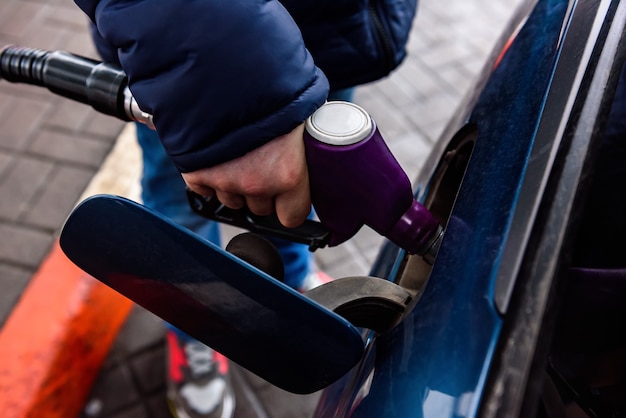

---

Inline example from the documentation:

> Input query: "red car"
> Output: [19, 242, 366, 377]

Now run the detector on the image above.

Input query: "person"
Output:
[76, 1, 419, 417]
[132, 89, 347, 418]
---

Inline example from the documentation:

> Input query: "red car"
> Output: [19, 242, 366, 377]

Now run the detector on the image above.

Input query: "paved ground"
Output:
[0, 0, 522, 417]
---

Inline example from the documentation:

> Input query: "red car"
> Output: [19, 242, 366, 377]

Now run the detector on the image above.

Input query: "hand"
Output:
[182, 123, 311, 228]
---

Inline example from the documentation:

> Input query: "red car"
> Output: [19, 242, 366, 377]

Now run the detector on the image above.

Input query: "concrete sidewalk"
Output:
[0, 1, 521, 417]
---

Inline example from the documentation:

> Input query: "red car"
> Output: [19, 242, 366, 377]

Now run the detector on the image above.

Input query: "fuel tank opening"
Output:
[396, 124, 477, 295]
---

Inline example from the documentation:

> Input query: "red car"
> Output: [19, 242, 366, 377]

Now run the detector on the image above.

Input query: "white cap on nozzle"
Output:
[305, 101, 373, 146]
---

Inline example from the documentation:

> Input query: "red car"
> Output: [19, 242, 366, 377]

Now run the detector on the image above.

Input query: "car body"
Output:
[314, 0, 626, 416]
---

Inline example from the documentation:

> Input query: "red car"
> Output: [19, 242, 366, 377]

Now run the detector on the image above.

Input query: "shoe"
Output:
[166, 330, 235, 418]
[298, 270, 334, 292]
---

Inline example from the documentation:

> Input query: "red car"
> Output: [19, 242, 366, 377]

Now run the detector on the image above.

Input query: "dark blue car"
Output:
[314, 0, 626, 416]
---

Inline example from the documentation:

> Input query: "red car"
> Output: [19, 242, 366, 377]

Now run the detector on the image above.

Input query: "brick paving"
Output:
[0, 0, 125, 327]
[0, 0, 522, 417]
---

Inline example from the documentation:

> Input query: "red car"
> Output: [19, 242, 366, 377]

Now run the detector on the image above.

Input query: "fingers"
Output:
[217, 190, 275, 217]
[244, 195, 274, 217]
[215, 190, 245, 210]
[275, 178, 311, 228]
[187, 179, 310, 227]
[182, 179, 216, 199]
[187, 172, 275, 216]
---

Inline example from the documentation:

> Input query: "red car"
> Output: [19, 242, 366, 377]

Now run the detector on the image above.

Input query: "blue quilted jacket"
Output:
[75, 0, 418, 172]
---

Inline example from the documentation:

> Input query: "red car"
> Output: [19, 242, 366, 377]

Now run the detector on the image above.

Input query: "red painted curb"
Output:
[0, 241, 134, 418]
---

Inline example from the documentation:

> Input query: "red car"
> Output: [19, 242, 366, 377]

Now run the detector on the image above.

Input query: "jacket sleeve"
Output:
[74, 0, 329, 172]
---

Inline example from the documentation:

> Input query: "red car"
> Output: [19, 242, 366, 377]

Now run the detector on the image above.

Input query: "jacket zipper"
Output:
[368, 2, 396, 73]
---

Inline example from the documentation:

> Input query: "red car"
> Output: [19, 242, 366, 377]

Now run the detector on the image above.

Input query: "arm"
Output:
[76, 0, 329, 226]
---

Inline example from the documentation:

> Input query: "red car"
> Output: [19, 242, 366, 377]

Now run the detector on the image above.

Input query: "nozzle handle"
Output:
[304, 102, 441, 256]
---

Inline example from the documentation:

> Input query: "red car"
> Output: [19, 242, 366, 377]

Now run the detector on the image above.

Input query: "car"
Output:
[313, 0, 626, 416]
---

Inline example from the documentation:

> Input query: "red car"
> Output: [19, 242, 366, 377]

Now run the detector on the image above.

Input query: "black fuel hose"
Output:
[0, 46, 133, 122]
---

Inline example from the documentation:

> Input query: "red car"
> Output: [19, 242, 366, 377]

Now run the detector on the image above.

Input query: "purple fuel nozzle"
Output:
[304, 101, 443, 263]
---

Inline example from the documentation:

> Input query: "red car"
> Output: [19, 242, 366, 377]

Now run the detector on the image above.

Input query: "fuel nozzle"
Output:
[304, 101, 443, 264]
